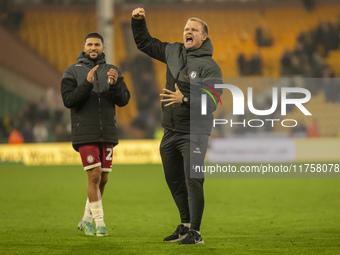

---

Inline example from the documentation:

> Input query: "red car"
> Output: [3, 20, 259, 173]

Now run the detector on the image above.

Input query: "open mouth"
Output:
[186, 36, 193, 43]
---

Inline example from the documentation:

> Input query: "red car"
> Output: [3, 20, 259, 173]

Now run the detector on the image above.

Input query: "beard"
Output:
[85, 52, 103, 61]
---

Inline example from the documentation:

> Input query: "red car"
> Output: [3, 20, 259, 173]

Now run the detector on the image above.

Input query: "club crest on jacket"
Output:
[189, 71, 197, 79]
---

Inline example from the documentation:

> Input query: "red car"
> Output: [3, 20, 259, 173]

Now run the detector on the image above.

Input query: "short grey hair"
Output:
[187, 17, 209, 35]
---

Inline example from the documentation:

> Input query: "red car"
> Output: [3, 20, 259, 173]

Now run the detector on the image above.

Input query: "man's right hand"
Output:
[132, 8, 145, 20]
[87, 65, 98, 84]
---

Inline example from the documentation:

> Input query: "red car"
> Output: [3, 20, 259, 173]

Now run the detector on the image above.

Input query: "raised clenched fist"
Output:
[132, 7, 145, 20]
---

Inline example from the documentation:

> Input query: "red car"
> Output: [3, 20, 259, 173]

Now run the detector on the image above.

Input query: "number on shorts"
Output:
[106, 147, 113, 161]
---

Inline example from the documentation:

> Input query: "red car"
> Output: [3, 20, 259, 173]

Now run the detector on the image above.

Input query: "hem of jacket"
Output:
[161, 124, 211, 136]
[72, 140, 119, 152]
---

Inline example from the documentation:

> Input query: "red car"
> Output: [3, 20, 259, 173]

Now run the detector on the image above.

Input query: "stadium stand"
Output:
[2, 0, 340, 142]
[8, 1, 340, 79]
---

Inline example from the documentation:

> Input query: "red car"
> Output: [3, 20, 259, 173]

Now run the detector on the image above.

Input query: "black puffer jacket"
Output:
[132, 18, 222, 135]
[61, 52, 130, 151]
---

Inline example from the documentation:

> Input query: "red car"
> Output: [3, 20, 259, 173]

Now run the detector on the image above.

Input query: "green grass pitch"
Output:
[1, 163, 340, 254]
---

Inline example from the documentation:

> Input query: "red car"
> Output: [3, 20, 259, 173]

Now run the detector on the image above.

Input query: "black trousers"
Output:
[160, 129, 209, 231]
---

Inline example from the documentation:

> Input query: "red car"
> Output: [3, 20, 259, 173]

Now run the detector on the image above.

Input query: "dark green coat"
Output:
[132, 18, 222, 135]
[61, 52, 130, 151]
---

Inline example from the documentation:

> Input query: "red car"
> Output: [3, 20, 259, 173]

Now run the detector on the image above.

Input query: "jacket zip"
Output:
[94, 71, 103, 141]
[171, 52, 188, 131]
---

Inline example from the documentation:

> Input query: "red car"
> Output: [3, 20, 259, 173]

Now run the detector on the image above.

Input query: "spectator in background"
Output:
[255, 24, 273, 47]
[2, 114, 12, 140]
[336, 15, 340, 38]
[298, 31, 308, 45]
[54, 123, 70, 142]
[302, 0, 315, 12]
[125, 54, 160, 139]
[280, 49, 292, 76]
[302, 63, 314, 78]
[321, 65, 336, 102]
[237, 52, 263, 76]
[249, 53, 262, 75]
[32, 121, 48, 143]
[36, 98, 50, 122]
[301, 31, 317, 64]
[307, 119, 320, 137]
[237, 53, 247, 76]
[0, 118, 7, 143]
[46, 87, 65, 125]
[8, 128, 23, 144]
[21, 120, 34, 143]
[316, 22, 339, 57]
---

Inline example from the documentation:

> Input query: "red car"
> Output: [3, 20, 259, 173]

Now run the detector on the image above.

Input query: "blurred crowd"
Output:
[1, 0, 24, 32]
[236, 18, 340, 103]
[280, 22, 339, 77]
[120, 54, 161, 139]
[280, 20, 340, 101]
[0, 89, 71, 144]
[237, 53, 263, 76]
[224, 18, 340, 138]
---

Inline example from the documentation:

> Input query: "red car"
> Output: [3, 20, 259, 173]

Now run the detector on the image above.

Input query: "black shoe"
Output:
[163, 224, 189, 242]
[179, 229, 205, 245]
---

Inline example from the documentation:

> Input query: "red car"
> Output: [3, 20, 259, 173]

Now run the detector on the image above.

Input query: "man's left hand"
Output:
[160, 84, 184, 107]
[107, 68, 118, 85]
